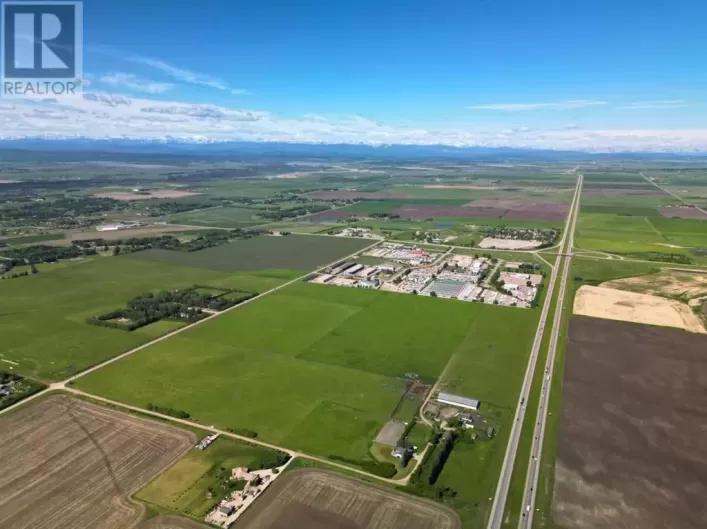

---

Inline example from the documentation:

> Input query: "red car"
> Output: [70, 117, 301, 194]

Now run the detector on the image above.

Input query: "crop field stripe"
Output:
[67, 240, 381, 386]
[56, 387, 425, 487]
[0, 395, 195, 529]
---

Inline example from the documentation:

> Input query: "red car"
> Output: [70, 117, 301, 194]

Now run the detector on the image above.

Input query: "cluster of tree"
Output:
[259, 203, 331, 221]
[0, 244, 94, 266]
[143, 197, 226, 216]
[0, 263, 38, 280]
[248, 452, 291, 470]
[226, 426, 259, 439]
[82, 229, 264, 255]
[516, 262, 540, 273]
[407, 428, 458, 500]
[0, 372, 47, 411]
[368, 212, 401, 219]
[145, 403, 190, 419]
[617, 252, 693, 264]
[489, 267, 504, 289]
[484, 226, 558, 246]
[0, 196, 128, 227]
[87, 286, 254, 331]
[427, 432, 457, 485]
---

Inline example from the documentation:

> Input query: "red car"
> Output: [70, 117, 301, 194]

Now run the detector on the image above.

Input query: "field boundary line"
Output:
[65, 238, 382, 385]
[57, 386, 418, 487]
[641, 171, 707, 217]
[0, 238, 382, 417]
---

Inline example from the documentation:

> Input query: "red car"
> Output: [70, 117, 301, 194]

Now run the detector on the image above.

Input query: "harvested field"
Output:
[306, 191, 413, 199]
[657, 205, 707, 219]
[391, 200, 568, 222]
[0, 395, 194, 529]
[137, 516, 205, 529]
[236, 469, 461, 529]
[554, 316, 707, 529]
[95, 190, 197, 201]
[64, 225, 208, 242]
[573, 285, 705, 333]
[602, 269, 707, 299]
[464, 198, 569, 221]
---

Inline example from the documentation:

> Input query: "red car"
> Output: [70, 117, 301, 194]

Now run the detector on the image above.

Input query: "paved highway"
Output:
[517, 174, 582, 528]
[486, 174, 583, 529]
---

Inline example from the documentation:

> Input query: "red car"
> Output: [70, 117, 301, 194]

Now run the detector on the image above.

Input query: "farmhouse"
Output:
[458, 413, 475, 429]
[438, 391, 481, 411]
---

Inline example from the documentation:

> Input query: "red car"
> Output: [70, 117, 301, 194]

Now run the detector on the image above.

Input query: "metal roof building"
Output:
[437, 392, 480, 411]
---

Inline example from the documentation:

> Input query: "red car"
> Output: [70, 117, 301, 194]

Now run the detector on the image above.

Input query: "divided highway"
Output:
[517, 174, 582, 528]
[486, 174, 583, 529]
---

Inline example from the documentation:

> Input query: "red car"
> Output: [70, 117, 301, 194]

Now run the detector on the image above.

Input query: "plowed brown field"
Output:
[0, 395, 195, 529]
[236, 469, 461, 529]
[554, 316, 707, 529]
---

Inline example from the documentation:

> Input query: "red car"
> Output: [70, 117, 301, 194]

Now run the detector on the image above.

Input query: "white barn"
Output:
[437, 392, 480, 411]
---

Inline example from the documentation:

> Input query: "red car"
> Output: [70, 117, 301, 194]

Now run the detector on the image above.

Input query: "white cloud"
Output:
[99, 72, 175, 94]
[468, 100, 607, 111]
[617, 100, 688, 110]
[1, 91, 706, 152]
[125, 55, 249, 94]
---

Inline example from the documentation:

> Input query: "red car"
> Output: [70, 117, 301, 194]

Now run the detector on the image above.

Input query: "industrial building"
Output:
[437, 392, 481, 411]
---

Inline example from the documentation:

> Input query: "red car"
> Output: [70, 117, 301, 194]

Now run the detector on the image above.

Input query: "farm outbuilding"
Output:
[437, 392, 480, 411]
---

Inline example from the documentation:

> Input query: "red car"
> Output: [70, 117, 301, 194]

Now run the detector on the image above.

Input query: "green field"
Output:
[76, 282, 538, 467]
[130, 234, 373, 272]
[575, 212, 707, 261]
[0, 232, 65, 245]
[168, 206, 265, 228]
[0, 256, 294, 380]
[137, 436, 288, 519]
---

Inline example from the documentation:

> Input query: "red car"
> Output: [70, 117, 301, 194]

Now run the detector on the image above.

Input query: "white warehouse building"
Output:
[437, 392, 480, 411]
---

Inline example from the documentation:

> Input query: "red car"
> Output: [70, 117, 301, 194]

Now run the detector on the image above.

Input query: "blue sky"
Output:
[3, 0, 707, 150]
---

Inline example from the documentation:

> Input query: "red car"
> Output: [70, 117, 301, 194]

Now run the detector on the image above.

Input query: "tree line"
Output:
[87, 286, 255, 331]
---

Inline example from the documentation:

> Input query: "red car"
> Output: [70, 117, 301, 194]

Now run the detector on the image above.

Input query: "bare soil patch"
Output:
[657, 205, 707, 220]
[61, 225, 208, 243]
[306, 191, 413, 200]
[602, 270, 707, 299]
[478, 237, 542, 250]
[554, 316, 707, 529]
[0, 395, 195, 529]
[374, 420, 406, 446]
[573, 285, 706, 333]
[236, 469, 460, 529]
[137, 516, 205, 529]
[95, 190, 198, 201]
[391, 199, 568, 222]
